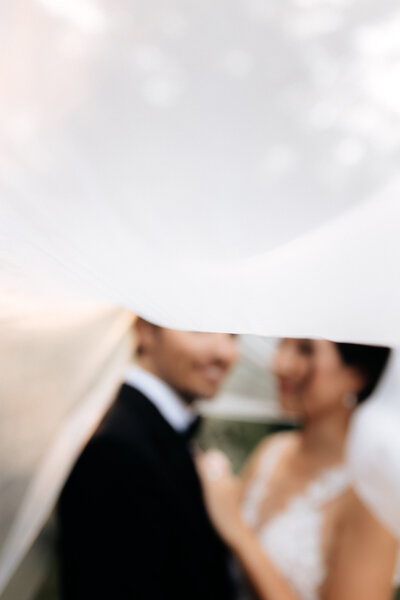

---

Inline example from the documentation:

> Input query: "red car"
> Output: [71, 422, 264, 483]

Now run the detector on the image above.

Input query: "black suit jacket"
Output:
[57, 383, 236, 599]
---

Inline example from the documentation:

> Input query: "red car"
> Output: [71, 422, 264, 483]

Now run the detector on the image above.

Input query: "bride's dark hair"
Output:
[335, 343, 391, 404]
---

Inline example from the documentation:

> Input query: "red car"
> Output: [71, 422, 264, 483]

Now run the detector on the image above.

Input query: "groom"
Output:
[57, 318, 239, 599]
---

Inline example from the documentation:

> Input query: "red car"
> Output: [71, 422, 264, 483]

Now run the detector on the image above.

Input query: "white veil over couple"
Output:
[1, 0, 400, 598]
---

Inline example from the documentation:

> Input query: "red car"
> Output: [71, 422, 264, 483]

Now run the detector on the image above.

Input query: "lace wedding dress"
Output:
[242, 435, 350, 600]
[241, 433, 400, 600]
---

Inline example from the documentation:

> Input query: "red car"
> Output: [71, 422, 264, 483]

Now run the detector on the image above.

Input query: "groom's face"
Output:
[136, 321, 238, 402]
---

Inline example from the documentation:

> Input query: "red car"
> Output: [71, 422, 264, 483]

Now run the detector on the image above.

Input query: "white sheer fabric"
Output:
[347, 351, 400, 540]
[0, 300, 133, 594]
[1, 0, 400, 343]
[1, 0, 400, 594]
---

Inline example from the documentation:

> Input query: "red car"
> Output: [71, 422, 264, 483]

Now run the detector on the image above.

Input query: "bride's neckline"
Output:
[253, 436, 348, 528]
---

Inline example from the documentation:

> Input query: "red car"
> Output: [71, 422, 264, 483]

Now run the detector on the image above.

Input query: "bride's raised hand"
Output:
[196, 450, 245, 544]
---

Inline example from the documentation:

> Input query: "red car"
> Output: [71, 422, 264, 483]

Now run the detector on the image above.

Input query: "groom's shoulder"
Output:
[58, 386, 169, 512]
[61, 420, 157, 501]
[58, 435, 159, 520]
[94, 383, 156, 442]
[71, 385, 158, 472]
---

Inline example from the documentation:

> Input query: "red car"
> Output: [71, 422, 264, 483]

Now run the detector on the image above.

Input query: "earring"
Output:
[342, 392, 358, 409]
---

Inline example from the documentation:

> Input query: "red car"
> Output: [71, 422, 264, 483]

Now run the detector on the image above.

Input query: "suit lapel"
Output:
[113, 384, 203, 498]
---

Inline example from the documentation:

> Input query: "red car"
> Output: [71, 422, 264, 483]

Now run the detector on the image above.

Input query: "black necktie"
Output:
[181, 415, 202, 443]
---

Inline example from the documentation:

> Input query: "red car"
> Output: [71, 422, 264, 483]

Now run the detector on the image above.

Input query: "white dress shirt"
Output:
[125, 365, 197, 433]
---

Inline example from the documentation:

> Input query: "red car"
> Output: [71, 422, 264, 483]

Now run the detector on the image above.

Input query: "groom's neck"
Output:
[137, 358, 198, 406]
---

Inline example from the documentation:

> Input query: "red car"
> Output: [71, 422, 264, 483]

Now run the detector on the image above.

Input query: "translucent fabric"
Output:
[1, 0, 400, 594]
[0, 300, 133, 593]
[347, 350, 400, 540]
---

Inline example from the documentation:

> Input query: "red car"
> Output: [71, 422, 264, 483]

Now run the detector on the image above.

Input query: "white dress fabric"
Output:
[242, 436, 350, 600]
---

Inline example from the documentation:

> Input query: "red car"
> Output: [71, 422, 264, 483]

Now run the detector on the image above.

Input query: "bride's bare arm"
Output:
[321, 490, 397, 600]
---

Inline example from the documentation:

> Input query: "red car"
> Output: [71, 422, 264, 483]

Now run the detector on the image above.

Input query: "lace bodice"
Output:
[242, 436, 349, 600]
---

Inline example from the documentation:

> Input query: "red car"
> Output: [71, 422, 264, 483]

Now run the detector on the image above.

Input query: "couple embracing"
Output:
[57, 318, 397, 600]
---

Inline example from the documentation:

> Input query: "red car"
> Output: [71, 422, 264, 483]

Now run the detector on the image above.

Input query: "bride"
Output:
[197, 338, 398, 600]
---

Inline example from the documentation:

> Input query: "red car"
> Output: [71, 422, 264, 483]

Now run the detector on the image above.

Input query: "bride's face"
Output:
[299, 340, 364, 420]
[273, 338, 365, 421]
[272, 338, 314, 416]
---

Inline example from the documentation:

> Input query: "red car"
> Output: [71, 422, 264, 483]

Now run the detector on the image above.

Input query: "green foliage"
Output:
[197, 417, 295, 472]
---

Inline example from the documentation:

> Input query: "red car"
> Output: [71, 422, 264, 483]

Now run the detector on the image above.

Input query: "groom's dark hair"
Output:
[335, 343, 391, 403]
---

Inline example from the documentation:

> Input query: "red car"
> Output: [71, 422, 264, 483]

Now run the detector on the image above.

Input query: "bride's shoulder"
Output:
[337, 489, 391, 532]
[328, 489, 398, 573]
[240, 430, 298, 486]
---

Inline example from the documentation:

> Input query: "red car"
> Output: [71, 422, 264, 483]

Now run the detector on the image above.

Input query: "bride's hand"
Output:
[196, 450, 246, 546]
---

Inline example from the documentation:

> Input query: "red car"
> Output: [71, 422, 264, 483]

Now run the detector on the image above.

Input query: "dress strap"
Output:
[306, 466, 349, 507]
[242, 435, 290, 527]
[258, 435, 290, 482]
